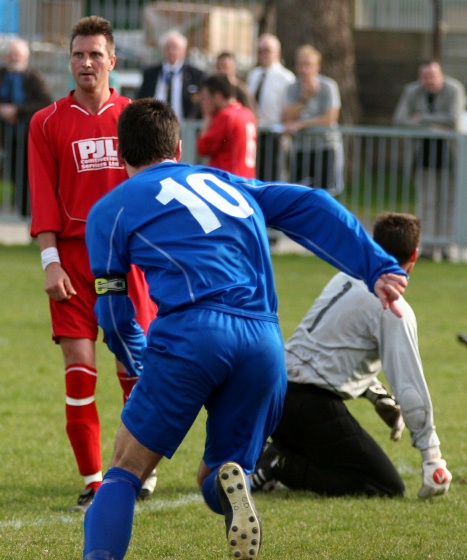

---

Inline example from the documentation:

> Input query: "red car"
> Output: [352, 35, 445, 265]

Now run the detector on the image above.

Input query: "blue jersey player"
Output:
[83, 99, 408, 560]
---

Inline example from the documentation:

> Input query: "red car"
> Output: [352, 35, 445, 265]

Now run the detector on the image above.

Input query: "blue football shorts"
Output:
[121, 306, 287, 472]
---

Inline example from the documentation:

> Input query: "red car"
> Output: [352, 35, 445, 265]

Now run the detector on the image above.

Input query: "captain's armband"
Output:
[95, 275, 128, 296]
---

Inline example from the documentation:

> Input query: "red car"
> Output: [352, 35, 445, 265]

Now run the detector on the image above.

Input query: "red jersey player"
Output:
[28, 16, 157, 511]
[197, 73, 257, 178]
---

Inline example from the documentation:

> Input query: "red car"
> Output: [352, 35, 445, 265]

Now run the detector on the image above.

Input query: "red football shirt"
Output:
[29, 89, 130, 240]
[197, 101, 257, 179]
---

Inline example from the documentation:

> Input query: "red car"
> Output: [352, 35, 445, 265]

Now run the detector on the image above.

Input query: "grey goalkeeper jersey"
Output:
[285, 272, 440, 452]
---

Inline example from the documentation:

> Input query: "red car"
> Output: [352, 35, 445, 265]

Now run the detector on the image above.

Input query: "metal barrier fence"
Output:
[354, 0, 467, 32]
[0, 121, 28, 218]
[181, 122, 467, 253]
[2, 122, 467, 253]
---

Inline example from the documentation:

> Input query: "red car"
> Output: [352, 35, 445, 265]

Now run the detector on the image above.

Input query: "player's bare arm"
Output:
[37, 231, 77, 301]
[44, 263, 77, 301]
[374, 273, 408, 318]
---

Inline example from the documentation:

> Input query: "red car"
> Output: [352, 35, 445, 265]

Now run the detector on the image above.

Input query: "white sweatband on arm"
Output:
[41, 247, 61, 270]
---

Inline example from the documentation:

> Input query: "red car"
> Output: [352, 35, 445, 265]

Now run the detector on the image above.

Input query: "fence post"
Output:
[454, 133, 467, 252]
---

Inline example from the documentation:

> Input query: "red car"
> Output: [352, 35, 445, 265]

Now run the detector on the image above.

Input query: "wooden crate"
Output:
[39, 0, 83, 46]
[143, 2, 256, 65]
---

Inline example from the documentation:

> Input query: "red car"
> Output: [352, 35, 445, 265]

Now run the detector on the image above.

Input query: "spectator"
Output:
[82, 97, 408, 560]
[28, 16, 157, 513]
[137, 29, 205, 121]
[246, 33, 295, 181]
[247, 34, 295, 127]
[283, 44, 344, 196]
[197, 73, 257, 178]
[215, 51, 255, 113]
[0, 38, 52, 216]
[393, 60, 465, 261]
[251, 212, 452, 499]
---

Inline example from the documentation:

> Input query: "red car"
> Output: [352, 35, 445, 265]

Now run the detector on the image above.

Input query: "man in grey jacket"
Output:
[251, 212, 452, 498]
[393, 61, 465, 261]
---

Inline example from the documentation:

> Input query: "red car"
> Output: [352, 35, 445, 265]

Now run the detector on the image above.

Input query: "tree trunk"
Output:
[258, 0, 277, 35]
[271, 0, 361, 124]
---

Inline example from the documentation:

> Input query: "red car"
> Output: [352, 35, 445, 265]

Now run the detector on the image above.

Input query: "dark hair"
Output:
[201, 73, 234, 100]
[373, 212, 421, 265]
[217, 51, 235, 62]
[118, 98, 180, 167]
[70, 16, 115, 56]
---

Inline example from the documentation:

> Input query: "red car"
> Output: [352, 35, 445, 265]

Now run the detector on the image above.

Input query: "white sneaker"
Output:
[138, 468, 158, 500]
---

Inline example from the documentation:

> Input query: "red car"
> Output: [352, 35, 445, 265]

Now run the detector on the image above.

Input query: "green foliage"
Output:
[1, 245, 466, 559]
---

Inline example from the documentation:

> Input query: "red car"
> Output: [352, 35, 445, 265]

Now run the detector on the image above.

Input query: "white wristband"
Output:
[41, 247, 61, 270]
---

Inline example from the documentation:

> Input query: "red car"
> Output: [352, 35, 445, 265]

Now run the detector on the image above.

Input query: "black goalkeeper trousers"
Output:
[271, 382, 405, 497]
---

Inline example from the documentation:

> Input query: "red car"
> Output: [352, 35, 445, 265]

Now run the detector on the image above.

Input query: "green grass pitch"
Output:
[1, 243, 466, 559]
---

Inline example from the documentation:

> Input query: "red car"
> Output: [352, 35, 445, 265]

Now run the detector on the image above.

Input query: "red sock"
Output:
[86, 480, 102, 492]
[117, 370, 139, 404]
[65, 364, 101, 480]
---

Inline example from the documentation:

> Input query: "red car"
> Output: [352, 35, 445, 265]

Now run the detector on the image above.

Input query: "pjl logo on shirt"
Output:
[72, 137, 123, 172]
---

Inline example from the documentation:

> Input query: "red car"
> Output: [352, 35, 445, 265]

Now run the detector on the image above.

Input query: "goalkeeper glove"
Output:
[418, 447, 452, 498]
[364, 382, 405, 441]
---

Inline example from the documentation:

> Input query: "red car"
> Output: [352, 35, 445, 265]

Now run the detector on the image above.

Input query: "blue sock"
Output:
[83, 467, 142, 560]
[201, 468, 223, 514]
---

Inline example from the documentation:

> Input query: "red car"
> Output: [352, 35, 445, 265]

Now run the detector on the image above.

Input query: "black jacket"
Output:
[0, 67, 53, 122]
[137, 62, 205, 119]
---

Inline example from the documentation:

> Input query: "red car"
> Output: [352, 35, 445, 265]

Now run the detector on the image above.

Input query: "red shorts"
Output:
[50, 238, 157, 341]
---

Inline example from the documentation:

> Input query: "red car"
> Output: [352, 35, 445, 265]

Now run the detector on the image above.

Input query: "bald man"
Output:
[393, 60, 466, 261]
[0, 38, 52, 216]
[137, 30, 205, 120]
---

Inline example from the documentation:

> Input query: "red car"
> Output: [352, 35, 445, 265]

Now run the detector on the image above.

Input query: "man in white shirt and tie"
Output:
[247, 34, 295, 180]
[247, 34, 295, 128]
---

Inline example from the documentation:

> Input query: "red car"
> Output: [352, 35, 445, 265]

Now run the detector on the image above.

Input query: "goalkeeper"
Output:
[251, 212, 451, 498]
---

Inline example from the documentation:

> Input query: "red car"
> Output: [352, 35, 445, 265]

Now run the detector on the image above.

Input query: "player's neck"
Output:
[72, 85, 112, 115]
[126, 159, 176, 178]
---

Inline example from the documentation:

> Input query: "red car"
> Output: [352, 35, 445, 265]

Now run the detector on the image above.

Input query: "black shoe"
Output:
[137, 468, 158, 501]
[69, 487, 95, 512]
[458, 333, 467, 347]
[217, 462, 261, 559]
[250, 442, 282, 492]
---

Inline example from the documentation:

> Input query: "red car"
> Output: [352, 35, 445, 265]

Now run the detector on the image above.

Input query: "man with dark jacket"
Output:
[0, 38, 53, 216]
[137, 30, 204, 120]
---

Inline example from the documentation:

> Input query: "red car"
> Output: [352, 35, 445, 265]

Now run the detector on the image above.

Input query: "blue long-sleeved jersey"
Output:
[86, 162, 405, 375]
